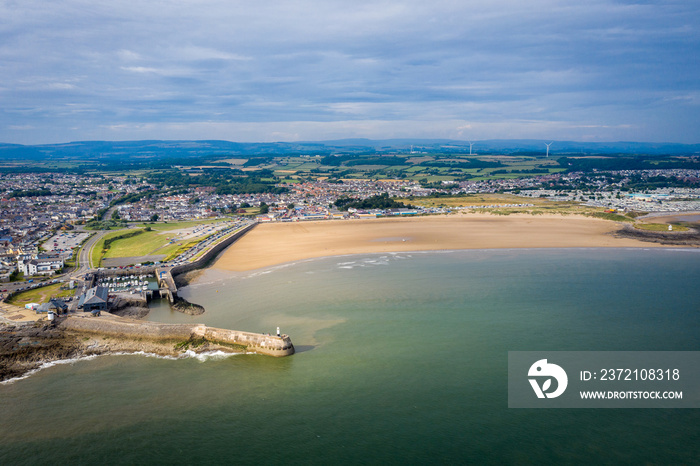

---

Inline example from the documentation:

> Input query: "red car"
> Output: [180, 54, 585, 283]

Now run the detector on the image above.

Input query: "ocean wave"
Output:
[1, 354, 102, 385]
[1, 350, 242, 385]
[179, 350, 241, 361]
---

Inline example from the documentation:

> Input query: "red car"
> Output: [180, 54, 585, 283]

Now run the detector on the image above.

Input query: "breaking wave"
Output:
[1, 350, 241, 385]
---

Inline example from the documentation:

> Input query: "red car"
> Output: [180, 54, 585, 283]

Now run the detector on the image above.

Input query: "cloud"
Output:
[0, 0, 698, 144]
[120, 66, 159, 74]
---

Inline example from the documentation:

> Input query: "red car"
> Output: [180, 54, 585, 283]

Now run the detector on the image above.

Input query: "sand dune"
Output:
[212, 213, 661, 272]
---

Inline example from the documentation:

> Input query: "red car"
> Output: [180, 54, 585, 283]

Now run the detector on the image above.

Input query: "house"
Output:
[78, 286, 109, 312]
[37, 299, 69, 315]
[17, 255, 64, 276]
[256, 214, 276, 222]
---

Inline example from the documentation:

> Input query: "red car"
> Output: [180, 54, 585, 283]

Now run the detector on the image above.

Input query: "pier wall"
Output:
[59, 315, 294, 357]
[192, 325, 295, 357]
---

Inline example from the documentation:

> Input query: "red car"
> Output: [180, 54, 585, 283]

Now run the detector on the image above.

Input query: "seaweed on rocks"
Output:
[171, 297, 205, 316]
[613, 224, 700, 247]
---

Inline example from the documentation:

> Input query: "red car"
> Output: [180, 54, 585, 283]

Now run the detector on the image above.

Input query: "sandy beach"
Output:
[212, 213, 665, 272]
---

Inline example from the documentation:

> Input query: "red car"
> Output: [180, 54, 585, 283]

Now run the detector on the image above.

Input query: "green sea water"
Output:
[1, 248, 699, 465]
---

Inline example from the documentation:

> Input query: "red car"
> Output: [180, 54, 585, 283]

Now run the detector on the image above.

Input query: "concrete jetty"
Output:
[59, 314, 295, 357]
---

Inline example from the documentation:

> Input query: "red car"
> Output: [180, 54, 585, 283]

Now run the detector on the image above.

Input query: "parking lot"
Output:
[42, 232, 91, 259]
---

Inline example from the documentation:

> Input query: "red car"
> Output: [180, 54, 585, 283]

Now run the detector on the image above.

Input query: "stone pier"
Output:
[59, 314, 295, 357]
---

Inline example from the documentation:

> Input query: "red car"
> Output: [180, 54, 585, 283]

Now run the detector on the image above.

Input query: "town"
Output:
[0, 169, 700, 281]
[1, 154, 699, 315]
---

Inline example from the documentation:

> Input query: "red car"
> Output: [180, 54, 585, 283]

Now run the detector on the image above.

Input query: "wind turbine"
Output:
[545, 142, 553, 158]
[468, 141, 474, 155]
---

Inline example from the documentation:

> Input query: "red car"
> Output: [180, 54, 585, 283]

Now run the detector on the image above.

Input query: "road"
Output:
[1, 218, 253, 302]
[72, 229, 108, 279]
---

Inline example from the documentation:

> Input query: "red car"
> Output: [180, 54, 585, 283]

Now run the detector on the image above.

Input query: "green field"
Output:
[399, 194, 632, 219]
[101, 230, 181, 259]
[240, 153, 569, 183]
[91, 229, 128, 267]
[8, 283, 74, 306]
[634, 223, 689, 232]
[91, 219, 230, 265]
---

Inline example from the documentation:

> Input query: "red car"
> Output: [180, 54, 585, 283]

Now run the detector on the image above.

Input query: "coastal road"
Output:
[72, 230, 107, 278]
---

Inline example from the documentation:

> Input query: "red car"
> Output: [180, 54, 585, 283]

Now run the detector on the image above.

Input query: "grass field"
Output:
[252, 153, 564, 183]
[634, 223, 689, 232]
[101, 230, 182, 259]
[398, 194, 633, 219]
[8, 283, 74, 306]
[91, 229, 128, 267]
[399, 193, 549, 208]
[91, 219, 231, 264]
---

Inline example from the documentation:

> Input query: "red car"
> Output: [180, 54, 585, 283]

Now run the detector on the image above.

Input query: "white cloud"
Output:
[0, 0, 698, 144]
[45, 83, 77, 90]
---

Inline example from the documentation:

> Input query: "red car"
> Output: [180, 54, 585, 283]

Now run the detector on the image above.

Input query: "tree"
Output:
[259, 202, 269, 214]
[287, 203, 295, 210]
[111, 210, 120, 220]
[150, 213, 159, 222]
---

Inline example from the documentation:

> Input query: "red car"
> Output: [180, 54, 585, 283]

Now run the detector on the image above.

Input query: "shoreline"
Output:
[0, 319, 243, 383]
[4, 212, 697, 383]
[0, 313, 295, 382]
[210, 213, 699, 272]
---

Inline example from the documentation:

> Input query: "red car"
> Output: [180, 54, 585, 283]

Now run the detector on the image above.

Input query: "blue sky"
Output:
[1, 0, 698, 144]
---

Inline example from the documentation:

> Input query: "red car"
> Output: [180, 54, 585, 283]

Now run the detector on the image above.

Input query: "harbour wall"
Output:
[155, 222, 257, 302]
[60, 315, 295, 357]
[169, 222, 257, 279]
[192, 325, 295, 357]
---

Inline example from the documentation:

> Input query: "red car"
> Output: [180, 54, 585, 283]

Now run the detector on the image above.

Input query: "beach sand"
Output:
[212, 213, 663, 272]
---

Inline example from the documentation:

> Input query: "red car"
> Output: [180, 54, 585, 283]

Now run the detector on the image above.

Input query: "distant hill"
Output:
[0, 139, 698, 161]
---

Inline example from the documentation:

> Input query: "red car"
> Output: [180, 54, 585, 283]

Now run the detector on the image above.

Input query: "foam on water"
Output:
[1, 354, 102, 385]
[1, 349, 241, 385]
[179, 350, 241, 361]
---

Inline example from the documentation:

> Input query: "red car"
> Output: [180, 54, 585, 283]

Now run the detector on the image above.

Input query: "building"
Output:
[37, 299, 69, 315]
[78, 286, 109, 312]
[17, 255, 64, 276]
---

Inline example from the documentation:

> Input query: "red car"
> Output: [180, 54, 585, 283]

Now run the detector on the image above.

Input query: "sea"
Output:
[1, 248, 699, 465]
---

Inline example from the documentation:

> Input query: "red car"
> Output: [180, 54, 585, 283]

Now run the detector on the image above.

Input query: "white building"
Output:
[17, 256, 64, 276]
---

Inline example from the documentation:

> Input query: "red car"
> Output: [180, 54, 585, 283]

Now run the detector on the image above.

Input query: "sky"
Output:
[1, 0, 699, 145]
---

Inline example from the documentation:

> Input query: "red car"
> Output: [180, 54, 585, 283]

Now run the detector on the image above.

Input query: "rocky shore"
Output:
[613, 224, 700, 247]
[171, 297, 205, 315]
[0, 319, 244, 383]
[109, 295, 151, 319]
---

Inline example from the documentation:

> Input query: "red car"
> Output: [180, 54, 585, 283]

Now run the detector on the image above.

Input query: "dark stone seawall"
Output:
[170, 222, 258, 285]
[155, 222, 257, 311]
